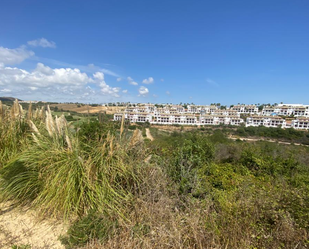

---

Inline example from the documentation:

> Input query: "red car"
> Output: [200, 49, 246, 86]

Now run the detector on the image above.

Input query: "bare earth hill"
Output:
[50, 103, 125, 114]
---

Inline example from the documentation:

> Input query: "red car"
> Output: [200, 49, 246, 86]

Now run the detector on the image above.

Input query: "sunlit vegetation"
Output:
[0, 100, 308, 248]
[233, 125, 309, 144]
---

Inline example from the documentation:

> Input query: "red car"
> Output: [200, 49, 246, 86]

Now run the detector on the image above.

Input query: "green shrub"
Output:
[60, 211, 118, 248]
[128, 125, 137, 130]
[77, 120, 116, 145]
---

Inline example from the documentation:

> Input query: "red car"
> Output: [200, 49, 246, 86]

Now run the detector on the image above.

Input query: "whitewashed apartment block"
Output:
[291, 118, 309, 130]
[246, 116, 286, 128]
[231, 105, 258, 114]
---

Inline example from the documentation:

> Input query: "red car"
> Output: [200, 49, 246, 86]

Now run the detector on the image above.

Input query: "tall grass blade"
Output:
[27, 102, 32, 121]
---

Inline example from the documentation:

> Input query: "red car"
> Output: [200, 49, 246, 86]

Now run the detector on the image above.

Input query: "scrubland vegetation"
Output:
[233, 126, 309, 144]
[0, 100, 309, 248]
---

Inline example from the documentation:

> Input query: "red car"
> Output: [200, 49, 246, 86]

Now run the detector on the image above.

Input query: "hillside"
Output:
[50, 103, 125, 114]
[1, 102, 309, 248]
[0, 97, 22, 102]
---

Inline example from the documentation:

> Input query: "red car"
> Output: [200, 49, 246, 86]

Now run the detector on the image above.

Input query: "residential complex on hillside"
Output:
[114, 104, 309, 130]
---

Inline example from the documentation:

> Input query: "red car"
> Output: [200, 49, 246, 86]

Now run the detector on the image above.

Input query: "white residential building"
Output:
[291, 118, 309, 130]
[114, 113, 153, 123]
[262, 104, 309, 117]
[274, 104, 309, 117]
[114, 103, 309, 129]
[199, 115, 244, 126]
[211, 110, 240, 117]
[152, 114, 198, 125]
[246, 116, 286, 128]
[231, 105, 258, 114]
[186, 105, 218, 114]
[262, 106, 276, 116]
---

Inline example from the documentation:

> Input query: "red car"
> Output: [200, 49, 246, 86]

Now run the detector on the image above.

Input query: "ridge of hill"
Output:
[0, 97, 22, 102]
[50, 103, 125, 114]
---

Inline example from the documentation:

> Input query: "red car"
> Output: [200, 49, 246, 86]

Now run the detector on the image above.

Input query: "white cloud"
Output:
[0, 63, 121, 99]
[0, 46, 34, 65]
[93, 72, 104, 80]
[0, 43, 123, 101]
[160, 79, 164, 82]
[27, 38, 56, 48]
[94, 72, 120, 96]
[142, 77, 154, 84]
[166, 91, 170, 95]
[0, 88, 12, 93]
[206, 78, 219, 87]
[24, 57, 120, 78]
[138, 86, 149, 96]
[99, 82, 120, 97]
[127, 76, 138, 85]
[87, 63, 119, 77]
[117, 77, 122, 82]
[122, 90, 128, 93]
[153, 94, 158, 98]
[35, 62, 54, 75]
[0, 63, 90, 88]
[85, 85, 95, 93]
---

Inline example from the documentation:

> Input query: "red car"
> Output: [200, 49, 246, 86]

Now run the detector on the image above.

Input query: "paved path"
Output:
[146, 128, 154, 141]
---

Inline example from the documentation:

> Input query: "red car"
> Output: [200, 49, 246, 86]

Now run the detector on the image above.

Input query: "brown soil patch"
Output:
[151, 125, 197, 132]
[0, 202, 67, 249]
[50, 104, 125, 114]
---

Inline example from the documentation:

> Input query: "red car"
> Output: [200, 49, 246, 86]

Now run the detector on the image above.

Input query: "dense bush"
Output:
[77, 120, 117, 144]
[148, 129, 309, 247]
[234, 126, 309, 144]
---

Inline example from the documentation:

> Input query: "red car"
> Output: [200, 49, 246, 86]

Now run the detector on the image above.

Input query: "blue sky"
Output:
[0, 0, 309, 105]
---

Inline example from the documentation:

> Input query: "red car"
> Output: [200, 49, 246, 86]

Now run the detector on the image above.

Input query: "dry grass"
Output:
[78, 159, 309, 249]
[129, 129, 143, 147]
[0, 101, 4, 121]
[50, 103, 125, 114]
[0, 99, 29, 167]
[81, 166, 216, 249]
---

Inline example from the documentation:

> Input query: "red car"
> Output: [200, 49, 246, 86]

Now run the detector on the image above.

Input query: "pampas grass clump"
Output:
[0, 100, 29, 167]
[0, 105, 143, 219]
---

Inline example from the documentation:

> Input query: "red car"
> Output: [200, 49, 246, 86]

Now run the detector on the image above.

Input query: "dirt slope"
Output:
[50, 104, 125, 114]
[0, 202, 66, 249]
